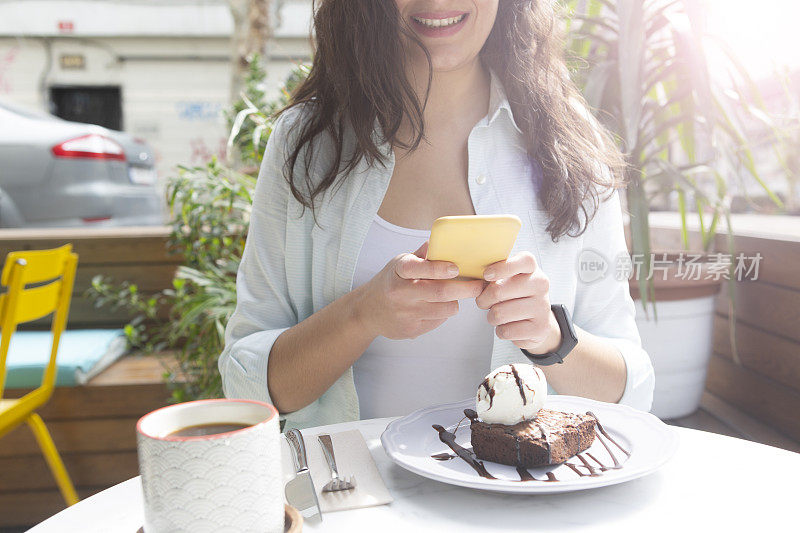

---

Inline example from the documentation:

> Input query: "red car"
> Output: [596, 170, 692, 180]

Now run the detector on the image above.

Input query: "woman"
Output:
[220, 0, 655, 429]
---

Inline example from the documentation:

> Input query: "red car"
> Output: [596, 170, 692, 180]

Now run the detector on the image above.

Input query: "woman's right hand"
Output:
[354, 241, 486, 340]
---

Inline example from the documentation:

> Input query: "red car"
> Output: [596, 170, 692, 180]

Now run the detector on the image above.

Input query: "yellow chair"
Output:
[0, 244, 79, 506]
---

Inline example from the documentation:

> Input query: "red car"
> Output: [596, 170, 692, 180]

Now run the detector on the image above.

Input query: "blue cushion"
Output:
[4, 329, 128, 388]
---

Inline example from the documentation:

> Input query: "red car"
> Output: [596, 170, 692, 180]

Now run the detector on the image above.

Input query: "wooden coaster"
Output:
[285, 503, 303, 532]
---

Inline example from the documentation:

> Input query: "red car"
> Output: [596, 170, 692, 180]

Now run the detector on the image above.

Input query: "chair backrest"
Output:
[0, 245, 78, 398]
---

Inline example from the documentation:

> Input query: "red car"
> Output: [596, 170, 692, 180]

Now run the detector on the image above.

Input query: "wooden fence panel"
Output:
[652, 225, 800, 442]
[713, 315, 800, 392]
[0, 226, 178, 328]
[715, 281, 800, 345]
[706, 354, 800, 442]
[0, 226, 179, 264]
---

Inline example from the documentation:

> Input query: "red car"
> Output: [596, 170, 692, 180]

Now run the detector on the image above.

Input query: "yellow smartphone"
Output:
[427, 215, 522, 279]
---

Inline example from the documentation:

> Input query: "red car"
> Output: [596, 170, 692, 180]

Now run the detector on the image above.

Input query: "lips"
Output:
[409, 11, 470, 37]
[411, 13, 467, 28]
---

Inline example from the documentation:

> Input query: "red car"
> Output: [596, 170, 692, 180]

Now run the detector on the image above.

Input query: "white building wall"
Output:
[0, 0, 312, 178]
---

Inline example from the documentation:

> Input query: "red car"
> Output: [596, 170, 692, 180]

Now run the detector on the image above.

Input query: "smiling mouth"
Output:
[411, 13, 468, 29]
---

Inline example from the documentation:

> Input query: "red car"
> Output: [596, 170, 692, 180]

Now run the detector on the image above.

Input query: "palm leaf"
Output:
[616, 0, 646, 151]
[562, 0, 781, 339]
[712, 96, 783, 206]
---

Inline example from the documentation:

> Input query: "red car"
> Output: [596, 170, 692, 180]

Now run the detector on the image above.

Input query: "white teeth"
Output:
[412, 14, 466, 28]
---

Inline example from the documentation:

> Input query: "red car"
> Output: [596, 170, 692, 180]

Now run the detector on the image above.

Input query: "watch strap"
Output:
[520, 304, 577, 366]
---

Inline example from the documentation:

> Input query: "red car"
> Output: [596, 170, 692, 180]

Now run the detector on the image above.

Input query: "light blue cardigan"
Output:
[219, 83, 655, 430]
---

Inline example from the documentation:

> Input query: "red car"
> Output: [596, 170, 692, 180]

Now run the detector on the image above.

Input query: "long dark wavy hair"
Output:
[282, 0, 624, 240]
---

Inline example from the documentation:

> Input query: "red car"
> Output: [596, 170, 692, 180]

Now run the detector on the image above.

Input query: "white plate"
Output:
[380, 396, 678, 494]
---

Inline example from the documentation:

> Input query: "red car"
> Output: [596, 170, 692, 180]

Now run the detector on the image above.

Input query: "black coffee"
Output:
[167, 422, 250, 437]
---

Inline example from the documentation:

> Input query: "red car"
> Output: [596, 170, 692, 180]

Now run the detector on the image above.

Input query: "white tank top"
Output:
[351, 215, 495, 419]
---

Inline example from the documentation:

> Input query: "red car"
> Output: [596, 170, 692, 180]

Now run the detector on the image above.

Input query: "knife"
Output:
[285, 428, 322, 521]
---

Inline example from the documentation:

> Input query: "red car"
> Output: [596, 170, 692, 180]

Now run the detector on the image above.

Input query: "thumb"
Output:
[413, 241, 429, 259]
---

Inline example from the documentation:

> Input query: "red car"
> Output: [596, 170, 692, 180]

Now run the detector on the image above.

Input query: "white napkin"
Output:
[281, 429, 393, 513]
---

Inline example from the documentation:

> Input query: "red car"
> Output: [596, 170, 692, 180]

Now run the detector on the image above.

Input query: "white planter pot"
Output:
[634, 295, 716, 419]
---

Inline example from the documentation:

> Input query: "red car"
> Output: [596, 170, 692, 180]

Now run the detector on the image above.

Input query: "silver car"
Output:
[0, 99, 166, 227]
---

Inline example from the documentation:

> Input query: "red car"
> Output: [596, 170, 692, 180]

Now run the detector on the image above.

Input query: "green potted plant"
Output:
[88, 58, 308, 402]
[564, 0, 781, 417]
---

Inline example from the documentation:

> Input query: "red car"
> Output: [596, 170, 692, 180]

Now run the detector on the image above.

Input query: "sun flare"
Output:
[704, 0, 800, 79]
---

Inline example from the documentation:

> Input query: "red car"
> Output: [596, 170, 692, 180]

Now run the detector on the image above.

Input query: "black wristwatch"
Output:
[520, 304, 578, 366]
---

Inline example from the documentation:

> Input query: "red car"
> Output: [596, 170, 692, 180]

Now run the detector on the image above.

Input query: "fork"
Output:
[317, 434, 356, 492]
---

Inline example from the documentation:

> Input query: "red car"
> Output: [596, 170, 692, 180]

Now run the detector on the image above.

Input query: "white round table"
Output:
[29, 417, 800, 532]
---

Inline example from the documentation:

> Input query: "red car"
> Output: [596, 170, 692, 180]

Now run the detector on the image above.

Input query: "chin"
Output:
[429, 51, 478, 72]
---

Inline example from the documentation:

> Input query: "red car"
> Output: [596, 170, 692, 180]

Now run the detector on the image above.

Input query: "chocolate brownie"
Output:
[469, 409, 596, 467]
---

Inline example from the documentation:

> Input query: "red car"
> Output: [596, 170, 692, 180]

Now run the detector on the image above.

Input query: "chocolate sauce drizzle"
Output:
[565, 463, 588, 477]
[515, 466, 558, 482]
[588, 411, 631, 457]
[431, 452, 456, 461]
[535, 420, 552, 465]
[509, 364, 527, 405]
[516, 466, 535, 481]
[451, 415, 468, 437]
[481, 365, 537, 408]
[431, 410, 630, 483]
[586, 411, 630, 470]
[478, 379, 495, 409]
[576, 454, 601, 476]
[586, 452, 610, 472]
[432, 424, 496, 479]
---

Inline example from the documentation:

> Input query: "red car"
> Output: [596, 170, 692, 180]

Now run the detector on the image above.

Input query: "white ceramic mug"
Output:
[136, 399, 283, 533]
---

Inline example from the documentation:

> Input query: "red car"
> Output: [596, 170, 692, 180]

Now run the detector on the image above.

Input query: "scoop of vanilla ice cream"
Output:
[476, 363, 547, 425]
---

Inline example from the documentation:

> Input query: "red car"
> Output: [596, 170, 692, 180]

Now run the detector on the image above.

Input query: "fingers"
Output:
[395, 250, 459, 280]
[476, 272, 549, 309]
[490, 301, 561, 352]
[495, 319, 549, 342]
[420, 300, 460, 319]
[486, 296, 548, 327]
[407, 316, 452, 339]
[413, 241, 429, 259]
[511, 337, 551, 350]
[413, 279, 485, 302]
[394, 306, 456, 340]
[483, 251, 537, 281]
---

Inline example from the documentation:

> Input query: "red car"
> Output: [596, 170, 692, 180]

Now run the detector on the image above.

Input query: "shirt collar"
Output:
[487, 70, 524, 135]
[373, 69, 524, 148]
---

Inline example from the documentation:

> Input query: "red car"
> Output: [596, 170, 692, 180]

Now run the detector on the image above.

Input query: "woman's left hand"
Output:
[476, 251, 562, 354]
